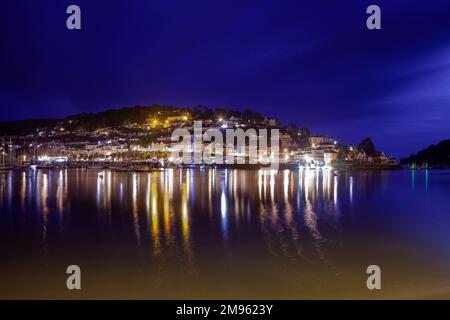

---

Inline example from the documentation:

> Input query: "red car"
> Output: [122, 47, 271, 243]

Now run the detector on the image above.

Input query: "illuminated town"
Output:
[0, 106, 397, 170]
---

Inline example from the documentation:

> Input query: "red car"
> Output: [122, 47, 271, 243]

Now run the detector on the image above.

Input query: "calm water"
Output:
[0, 168, 450, 299]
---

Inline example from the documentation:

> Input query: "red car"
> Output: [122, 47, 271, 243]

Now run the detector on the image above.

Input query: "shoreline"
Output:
[2, 163, 448, 172]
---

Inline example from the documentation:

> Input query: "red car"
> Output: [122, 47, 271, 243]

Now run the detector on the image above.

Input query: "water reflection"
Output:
[410, 169, 430, 192]
[349, 175, 354, 203]
[220, 189, 227, 238]
[40, 172, 49, 244]
[1, 168, 440, 267]
[163, 170, 171, 244]
[150, 176, 159, 253]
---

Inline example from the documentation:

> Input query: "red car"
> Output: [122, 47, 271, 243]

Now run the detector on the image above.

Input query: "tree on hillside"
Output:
[298, 127, 310, 137]
[358, 137, 377, 156]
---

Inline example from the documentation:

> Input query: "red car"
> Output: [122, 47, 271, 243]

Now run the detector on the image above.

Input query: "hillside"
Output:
[0, 105, 267, 136]
[400, 139, 450, 165]
[0, 119, 59, 136]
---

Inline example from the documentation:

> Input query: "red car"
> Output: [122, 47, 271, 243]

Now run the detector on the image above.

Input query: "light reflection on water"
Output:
[0, 168, 449, 299]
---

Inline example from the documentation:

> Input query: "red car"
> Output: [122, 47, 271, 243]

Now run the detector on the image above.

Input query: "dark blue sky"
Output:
[1, 1, 450, 158]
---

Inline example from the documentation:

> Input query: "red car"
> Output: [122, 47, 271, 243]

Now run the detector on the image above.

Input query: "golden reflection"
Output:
[20, 171, 26, 209]
[146, 174, 151, 213]
[151, 177, 160, 254]
[132, 173, 141, 246]
[163, 169, 173, 242]
[181, 181, 189, 243]
[186, 169, 190, 198]
[181, 178, 194, 271]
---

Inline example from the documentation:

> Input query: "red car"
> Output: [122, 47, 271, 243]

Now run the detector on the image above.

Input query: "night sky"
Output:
[1, 1, 450, 158]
